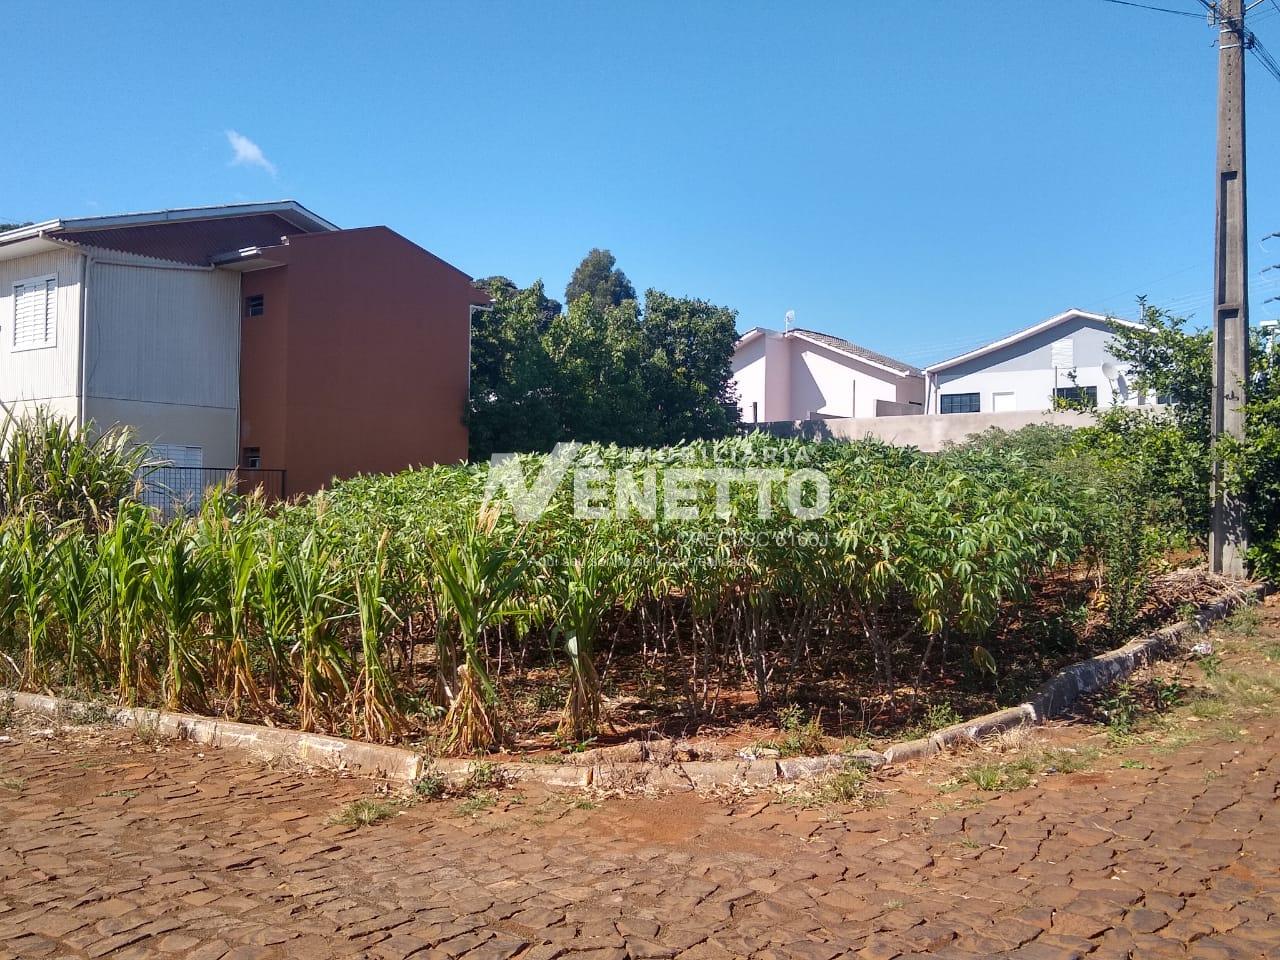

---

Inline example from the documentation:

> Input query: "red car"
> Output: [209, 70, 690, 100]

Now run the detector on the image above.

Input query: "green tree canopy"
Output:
[468, 277, 739, 460]
[564, 249, 636, 308]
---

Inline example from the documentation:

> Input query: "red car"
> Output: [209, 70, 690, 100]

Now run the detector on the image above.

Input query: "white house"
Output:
[732, 326, 924, 423]
[923, 309, 1146, 414]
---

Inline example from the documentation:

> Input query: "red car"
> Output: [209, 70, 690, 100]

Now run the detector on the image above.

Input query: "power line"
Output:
[1247, 31, 1280, 84]
[1099, 0, 1203, 16]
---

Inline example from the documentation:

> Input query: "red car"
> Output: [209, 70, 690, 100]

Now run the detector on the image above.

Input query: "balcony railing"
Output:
[138, 466, 287, 518]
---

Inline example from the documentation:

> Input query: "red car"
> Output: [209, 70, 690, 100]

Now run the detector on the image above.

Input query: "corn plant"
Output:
[281, 527, 349, 732]
[429, 519, 527, 754]
[352, 531, 404, 741]
[149, 523, 212, 712]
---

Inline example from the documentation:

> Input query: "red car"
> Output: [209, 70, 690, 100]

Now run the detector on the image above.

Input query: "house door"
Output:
[992, 391, 1016, 413]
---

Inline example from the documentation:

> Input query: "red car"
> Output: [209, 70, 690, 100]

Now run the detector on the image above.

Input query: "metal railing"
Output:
[139, 466, 287, 518]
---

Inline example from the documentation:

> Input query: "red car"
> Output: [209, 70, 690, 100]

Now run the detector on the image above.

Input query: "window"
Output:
[940, 392, 980, 414]
[12, 275, 56, 350]
[1054, 385, 1098, 407]
[245, 294, 265, 317]
[242, 447, 262, 469]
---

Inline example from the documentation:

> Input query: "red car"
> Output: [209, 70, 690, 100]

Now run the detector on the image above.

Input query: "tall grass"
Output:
[0, 411, 1167, 753]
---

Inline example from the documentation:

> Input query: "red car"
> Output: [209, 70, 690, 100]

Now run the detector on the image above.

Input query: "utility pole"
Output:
[1210, 0, 1250, 578]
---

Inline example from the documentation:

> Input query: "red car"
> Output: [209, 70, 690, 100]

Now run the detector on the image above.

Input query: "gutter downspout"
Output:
[77, 251, 92, 430]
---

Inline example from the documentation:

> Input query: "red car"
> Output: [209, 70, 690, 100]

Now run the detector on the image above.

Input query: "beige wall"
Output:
[759, 408, 1103, 452]
[0, 247, 84, 414]
[84, 396, 238, 467]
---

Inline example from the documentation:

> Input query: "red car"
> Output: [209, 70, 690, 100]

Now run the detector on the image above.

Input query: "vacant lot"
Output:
[1, 599, 1278, 960]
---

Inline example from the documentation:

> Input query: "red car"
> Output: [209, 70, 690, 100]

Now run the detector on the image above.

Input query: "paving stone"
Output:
[1, 624, 1279, 960]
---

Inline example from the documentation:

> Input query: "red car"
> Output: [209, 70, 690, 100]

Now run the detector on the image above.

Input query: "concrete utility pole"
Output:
[1210, 0, 1250, 578]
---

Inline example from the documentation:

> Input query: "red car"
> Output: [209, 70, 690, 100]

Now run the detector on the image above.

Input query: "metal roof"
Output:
[788, 328, 922, 376]
[0, 201, 337, 266]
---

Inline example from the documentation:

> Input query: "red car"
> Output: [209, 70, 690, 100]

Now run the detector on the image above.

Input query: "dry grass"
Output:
[329, 798, 399, 828]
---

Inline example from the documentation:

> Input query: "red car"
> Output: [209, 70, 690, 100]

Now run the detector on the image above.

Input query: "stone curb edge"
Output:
[2, 582, 1266, 790]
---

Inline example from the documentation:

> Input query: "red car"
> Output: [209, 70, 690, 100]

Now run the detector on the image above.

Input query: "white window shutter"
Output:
[13, 276, 56, 349]
[1051, 337, 1074, 369]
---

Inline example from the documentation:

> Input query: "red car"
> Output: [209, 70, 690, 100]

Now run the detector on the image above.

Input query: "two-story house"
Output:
[0, 201, 488, 496]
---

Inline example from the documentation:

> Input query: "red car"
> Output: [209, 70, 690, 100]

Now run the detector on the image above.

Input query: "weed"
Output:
[330, 798, 398, 827]
[1101, 681, 1141, 735]
[961, 746, 1097, 793]
[0, 692, 13, 730]
[571, 798, 598, 810]
[1038, 746, 1100, 774]
[1222, 605, 1261, 638]
[131, 713, 162, 745]
[1150, 678, 1184, 713]
[74, 700, 119, 726]
[966, 764, 1007, 791]
[819, 769, 875, 804]
[760, 706, 826, 758]
[1197, 653, 1223, 679]
[98, 788, 139, 799]
[922, 703, 962, 733]
[884, 899, 905, 911]
[0, 777, 24, 791]
[412, 764, 448, 800]
[462, 761, 505, 792]
[456, 790, 497, 817]
[1119, 758, 1148, 769]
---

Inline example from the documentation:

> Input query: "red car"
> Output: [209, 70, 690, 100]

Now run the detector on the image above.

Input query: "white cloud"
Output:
[225, 130, 277, 177]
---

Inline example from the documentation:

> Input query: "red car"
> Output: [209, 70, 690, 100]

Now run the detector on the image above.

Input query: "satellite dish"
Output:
[1102, 361, 1118, 381]
[784, 310, 795, 332]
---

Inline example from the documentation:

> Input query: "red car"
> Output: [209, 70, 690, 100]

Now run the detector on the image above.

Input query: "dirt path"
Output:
[2, 600, 1279, 960]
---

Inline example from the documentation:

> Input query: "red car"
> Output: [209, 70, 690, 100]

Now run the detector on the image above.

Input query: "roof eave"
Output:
[924, 309, 1140, 373]
[787, 330, 918, 378]
[52, 200, 338, 236]
[0, 219, 64, 246]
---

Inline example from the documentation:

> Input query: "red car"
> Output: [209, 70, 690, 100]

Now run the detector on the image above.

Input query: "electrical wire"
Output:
[1099, 0, 1204, 16]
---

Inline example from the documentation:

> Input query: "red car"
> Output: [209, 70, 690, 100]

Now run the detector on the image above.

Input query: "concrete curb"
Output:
[3, 582, 1265, 790]
[5, 693, 425, 784]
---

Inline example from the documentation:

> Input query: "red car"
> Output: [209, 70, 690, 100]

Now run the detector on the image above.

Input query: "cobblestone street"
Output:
[2, 608, 1279, 960]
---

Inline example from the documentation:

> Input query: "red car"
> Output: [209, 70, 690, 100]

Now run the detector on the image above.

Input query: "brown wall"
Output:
[239, 227, 481, 495]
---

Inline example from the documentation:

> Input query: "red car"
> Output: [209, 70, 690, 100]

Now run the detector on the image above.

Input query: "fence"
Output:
[138, 466, 287, 518]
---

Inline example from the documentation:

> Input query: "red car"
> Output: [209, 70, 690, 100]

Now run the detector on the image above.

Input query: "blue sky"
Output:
[7, 0, 1280, 366]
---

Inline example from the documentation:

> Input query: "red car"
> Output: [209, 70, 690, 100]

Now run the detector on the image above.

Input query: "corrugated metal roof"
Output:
[59, 213, 319, 266]
[791, 328, 922, 376]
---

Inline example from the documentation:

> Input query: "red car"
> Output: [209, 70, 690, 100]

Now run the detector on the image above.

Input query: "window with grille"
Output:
[12, 275, 56, 350]
[1054, 385, 1098, 408]
[940, 392, 980, 414]
[245, 294, 265, 317]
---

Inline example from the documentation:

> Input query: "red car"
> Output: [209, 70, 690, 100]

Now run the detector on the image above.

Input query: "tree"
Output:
[564, 249, 635, 309]
[1074, 300, 1280, 578]
[473, 276, 560, 330]
[468, 281, 562, 460]
[0, 222, 31, 233]
[468, 273, 740, 459]
[640, 290, 740, 445]
[543, 295, 650, 446]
